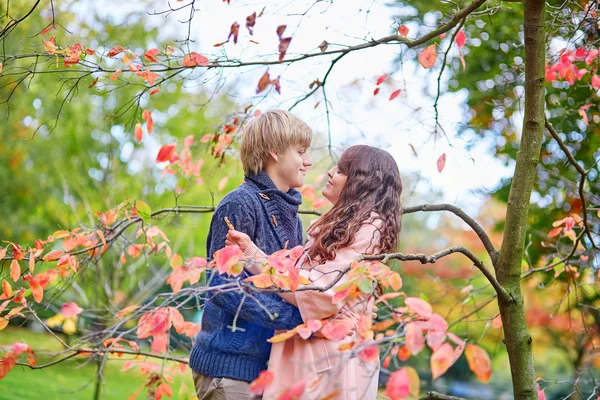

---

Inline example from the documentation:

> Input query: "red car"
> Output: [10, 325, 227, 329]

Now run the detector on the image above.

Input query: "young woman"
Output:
[226, 145, 403, 399]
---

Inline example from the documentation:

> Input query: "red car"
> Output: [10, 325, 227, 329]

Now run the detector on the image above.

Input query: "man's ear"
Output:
[268, 151, 279, 162]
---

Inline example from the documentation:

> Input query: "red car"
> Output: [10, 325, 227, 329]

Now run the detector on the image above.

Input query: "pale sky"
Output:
[71, 0, 515, 214]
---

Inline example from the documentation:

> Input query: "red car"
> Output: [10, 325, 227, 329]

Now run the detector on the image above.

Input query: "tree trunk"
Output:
[496, 0, 545, 399]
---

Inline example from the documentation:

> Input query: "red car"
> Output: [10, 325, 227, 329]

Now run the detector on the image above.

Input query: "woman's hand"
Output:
[225, 229, 252, 252]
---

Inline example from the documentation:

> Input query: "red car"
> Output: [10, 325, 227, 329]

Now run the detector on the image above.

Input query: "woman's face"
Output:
[322, 165, 347, 204]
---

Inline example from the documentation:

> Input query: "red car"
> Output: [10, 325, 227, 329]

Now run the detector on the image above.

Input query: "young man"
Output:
[189, 110, 313, 399]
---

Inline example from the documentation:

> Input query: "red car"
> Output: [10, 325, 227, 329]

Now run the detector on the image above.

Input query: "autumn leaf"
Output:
[246, 12, 257, 35]
[134, 123, 143, 142]
[276, 25, 286, 39]
[376, 74, 387, 85]
[578, 104, 592, 125]
[42, 37, 57, 55]
[319, 40, 328, 52]
[60, 302, 83, 318]
[385, 366, 419, 400]
[183, 52, 209, 67]
[465, 344, 492, 383]
[592, 75, 600, 90]
[40, 25, 57, 35]
[213, 245, 244, 276]
[106, 45, 124, 57]
[23, 274, 43, 303]
[431, 342, 454, 379]
[256, 70, 271, 94]
[144, 48, 159, 62]
[10, 260, 20, 282]
[437, 153, 446, 173]
[405, 297, 433, 318]
[398, 25, 409, 37]
[150, 87, 160, 96]
[389, 89, 401, 101]
[321, 319, 354, 341]
[279, 37, 292, 61]
[141, 110, 154, 134]
[418, 44, 437, 69]
[115, 305, 140, 318]
[156, 144, 177, 163]
[228, 22, 240, 44]
[405, 322, 425, 355]
[249, 370, 274, 395]
[0, 63, 3, 74]
[42, 250, 63, 261]
[455, 30, 466, 48]
[136, 69, 159, 86]
[358, 345, 379, 362]
[277, 380, 305, 400]
[109, 68, 122, 81]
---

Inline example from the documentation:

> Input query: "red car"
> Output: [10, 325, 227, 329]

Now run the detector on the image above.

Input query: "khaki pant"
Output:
[193, 372, 258, 400]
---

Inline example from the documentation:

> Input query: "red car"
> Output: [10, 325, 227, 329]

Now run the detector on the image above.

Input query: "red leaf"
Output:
[41, 25, 57, 35]
[418, 45, 437, 69]
[405, 322, 425, 355]
[319, 40, 328, 52]
[278, 37, 292, 61]
[134, 123, 143, 142]
[150, 88, 160, 96]
[144, 48, 159, 63]
[156, 144, 177, 163]
[43, 250, 63, 261]
[142, 110, 154, 134]
[256, 70, 271, 93]
[183, 52, 209, 67]
[246, 12, 257, 35]
[228, 22, 240, 44]
[385, 367, 419, 400]
[23, 274, 42, 303]
[455, 30, 466, 48]
[106, 45, 124, 57]
[465, 344, 492, 383]
[60, 302, 83, 318]
[389, 89, 401, 101]
[592, 75, 600, 90]
[376, 74, 387, 85]
[249, 370, 274, 395]
[398, 25, 409, 37]
[321, 319, 353, 341]
[276, 25, 286, 39]
[373, 88, 380, 96]
[358, 345, 379, 362]
[110, 68, 122, 81]
[437, 153, 446, 173]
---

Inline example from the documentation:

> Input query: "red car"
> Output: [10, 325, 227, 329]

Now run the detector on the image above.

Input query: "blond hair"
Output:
[240, 110, 312, 175]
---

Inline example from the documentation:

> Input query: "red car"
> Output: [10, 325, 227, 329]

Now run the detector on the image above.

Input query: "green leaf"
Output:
[136, 201, 151, 220]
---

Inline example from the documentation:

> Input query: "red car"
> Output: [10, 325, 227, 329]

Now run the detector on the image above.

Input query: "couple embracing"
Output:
[189, 110, 403, 400]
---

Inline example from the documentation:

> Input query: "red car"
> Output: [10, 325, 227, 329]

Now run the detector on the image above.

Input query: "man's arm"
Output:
[205, 200, 304, 330]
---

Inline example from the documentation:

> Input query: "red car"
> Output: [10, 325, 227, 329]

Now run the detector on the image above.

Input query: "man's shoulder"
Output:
[217, 182, 260, 210]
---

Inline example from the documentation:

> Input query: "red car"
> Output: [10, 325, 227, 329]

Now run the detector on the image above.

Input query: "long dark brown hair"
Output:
[307, 145, 403, 261]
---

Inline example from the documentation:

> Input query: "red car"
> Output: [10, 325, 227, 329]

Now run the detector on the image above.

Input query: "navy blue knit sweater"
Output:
[189, 172, 305, 382]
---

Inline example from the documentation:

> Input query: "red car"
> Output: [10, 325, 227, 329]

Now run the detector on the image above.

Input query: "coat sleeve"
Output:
[294, 220, 381, 322]
[205, 198, 305, 330]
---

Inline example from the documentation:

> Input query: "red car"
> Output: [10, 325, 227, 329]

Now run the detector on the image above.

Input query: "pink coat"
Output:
[263, 215, 382, 400]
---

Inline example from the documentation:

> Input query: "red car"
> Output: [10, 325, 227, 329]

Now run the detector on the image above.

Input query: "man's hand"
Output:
[225, 229, 252, 252]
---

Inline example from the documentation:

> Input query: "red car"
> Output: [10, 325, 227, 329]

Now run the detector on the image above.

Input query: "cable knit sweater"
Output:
[189, 171, 305, 383]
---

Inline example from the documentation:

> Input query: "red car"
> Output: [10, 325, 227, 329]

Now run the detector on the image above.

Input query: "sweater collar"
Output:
[245, 171, 302, 206]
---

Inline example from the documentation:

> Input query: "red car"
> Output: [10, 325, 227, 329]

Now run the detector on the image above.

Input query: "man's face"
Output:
[274, 145, 313, 189]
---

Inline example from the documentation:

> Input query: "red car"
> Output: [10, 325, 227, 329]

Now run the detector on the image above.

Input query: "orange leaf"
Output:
[10, 260, 20, 282]
[228, 22, 240, 44]
[42, 37, 57, 55]
[41, 25, 57, 35]
[134, 123, 143, 142]
[150, 88, 160, 96]
[249, 370, 274, 395]
[418, 44, 437, 69]
[109, 68, 121, 81]
[115, 305, 141, 318]
[144, 48, 159, 63]
[106, 45, 124, 57]
[156, 144, 177, 163]
[23, 274, 42, 303]
[256, 70, 271, 94]
[142, 110, 154, 134]
[437, 153, 446, 173]
[389, 89, 401, 101]
[405, 322, 425, 355]
[183, 52, 209, 67]
[385, 366, 419, 400]
[213, 245, 244, 276]
[1, 280, 13, 299]
[268, 328, 298, 343]
[321, 319, 353, 341]
[430, 342, 453, 379]
[245, 274, 275, 289]
[0, 317, 8, 330]
[465, 344, 492, 383]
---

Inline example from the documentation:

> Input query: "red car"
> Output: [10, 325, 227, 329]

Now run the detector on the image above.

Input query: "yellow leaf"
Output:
[0, 317, 8, 330]
[62, 317, 77, 335]
[46, 314, 65, 328]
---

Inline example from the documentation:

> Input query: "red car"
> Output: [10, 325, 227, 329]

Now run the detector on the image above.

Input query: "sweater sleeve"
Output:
[294, 220, 381, 322]
[205, 198, 304, 330]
